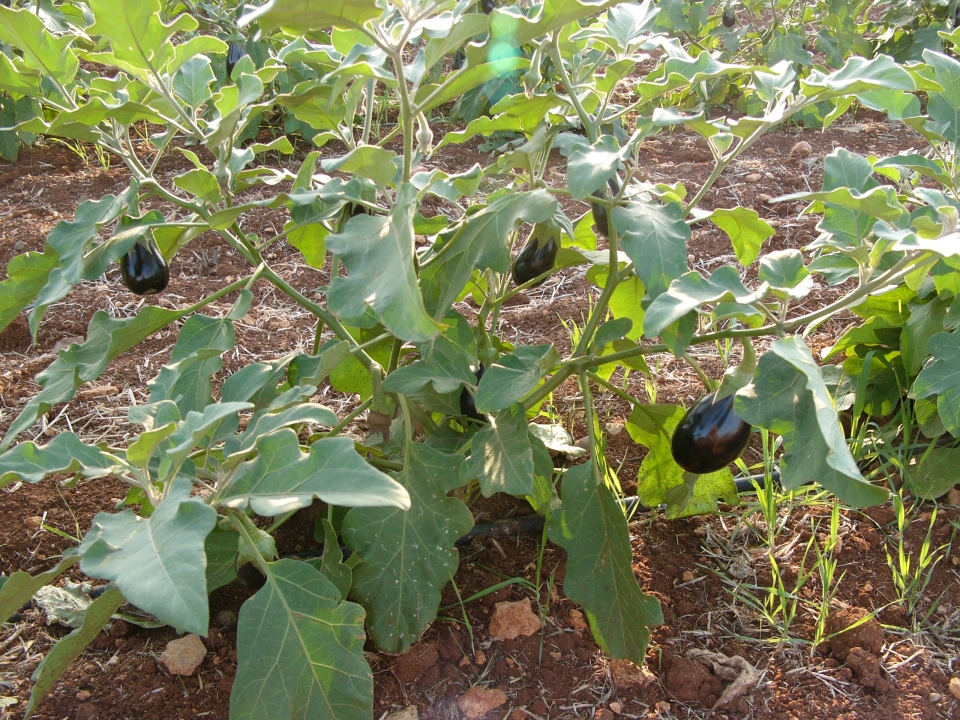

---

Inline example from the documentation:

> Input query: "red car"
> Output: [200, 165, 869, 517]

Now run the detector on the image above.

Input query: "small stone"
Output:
[75, 703, 98, 720]
[549, 651, 562, 660]
[567, 608, 588, 630]
[384, 706, 418, 720]
[681, 570, 695, 583]
[676, 162, 694, 173]
[574, 436, 590, 452]
[604, 422, 624, 436]
[459, 656, 471, 668]
[108, 619, 131, 638]
[764, 172, 775, 180]
[744, 173, 762, 183]
[160, 634, 207, 676]
[214, 609, 238, 628]
[142, 658, 157, 675]
[946, 487, 960, 506]
[458, 686, 507, 720]
[687, 253, 696, 263]
[76, 690, 92, 701]
[950, 677, 960, 699]
[475, 650, 487, 666]
[510, 710, 526, 720]
[609, 701, 622, 715]
[488, 599, 541, 640]
[25, 516, 42, 528]
[611, 658, 656, 690]
[929, 693, 942, 702]
[789, 140, 812, 161]
[12, 241, 26, 252]
[756, 194, 773, 204]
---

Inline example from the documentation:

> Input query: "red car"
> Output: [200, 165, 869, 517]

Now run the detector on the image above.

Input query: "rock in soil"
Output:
[488, 598, 541, 640]
[825, 607, 883, 660]
[384, 705, 418, 720]
[160, 634, 207, 676]
[662, 654, 722, 705]
[611, 658, 656, 690]
[846, 646, 887, 690]
[458, 686, 507, 720]
[75, 703, 98, 720]
[566, 608, 588, 630]
[950, 676, 960, 699]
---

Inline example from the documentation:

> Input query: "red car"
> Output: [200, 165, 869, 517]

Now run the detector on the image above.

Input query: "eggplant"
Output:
[480, 0, 495, 12]
[120, 238, 169, 295]
[722, 9, 736, 27]
[590, 177, 620, 239]
[459, 364, 486, 423]
[512, 224, 559, 287]
[671, 392, 751, 475]
[226, 41, 247, 79]
[453, 49, 466, 70]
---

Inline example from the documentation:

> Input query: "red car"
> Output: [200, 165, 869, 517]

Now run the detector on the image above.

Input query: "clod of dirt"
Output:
[383, 705, 418, 720]
[567, 608, 588, 630]
[946, 487, 960, 505]
[488, 598, 541, 640]
[745, 173, 762, 183]
[686, 649, 759, 709]
[457, 685, 507, 720]
[825, 607, 883, 660]
[213, 609, 238, 628]
[75, 702, 98, 720]
[610, 658, 656, 690]
[789, 140, 813, 161]
[108, 619, 131, 638]
[160, 634, 207, 676]
[846, 647, 887, 690]
[949, 676, 960, 699]
[393, 641, 439, 684]
[662, 653, 721, 705]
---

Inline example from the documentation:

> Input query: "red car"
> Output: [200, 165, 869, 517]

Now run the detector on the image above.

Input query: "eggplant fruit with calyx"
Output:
[226, 41, 246, 79]
[591, 177, 620, 239]
[722, 9, 736, 26]
[459, 364, 486, 423]
[120, 238, 169, 295]
[671, 392, 751, 475]
[512, 223, 559, 287]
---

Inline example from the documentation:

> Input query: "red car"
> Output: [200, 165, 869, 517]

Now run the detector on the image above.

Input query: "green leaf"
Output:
[546, 464, 662, 664]
[912, 329, 960, 436]
[0, 432, 118, 489]
[174, 168, 222, 204]
[322, 146, 398, 188]
[382, 313, 477, 395]
[230, 559, 372, 720]
[216, 430, 410, 515]
[475, 345, 559, 413]
[224, 403, 338, 460]
[79, 478, 217, 635]
[0, 248, 57, 333]
[758, 249, 813, 300]
[343, 444, 473, 653]
[626, 404, 738, 517]
[0, 6, 78, 84]
[613, 200, 690, 298]
[644, 266, 763, 337]
[89, 0, 197, 76]
[908, 445, 960, 500]
[241, 0, 382, 32]
[902, 297, 950, 377]
[287, 222, 329, 268]
[708, 207, 774, 266]
[327, 183, 443, 342]
[566, 135, 620, 200]
[735, 336, 889, 507]
[23, 588, 124, 720]
[589, 266, 645, 340]
[0, 551, 79, 624]
[173, 55, 216, 109]
[314, 519, 352, 601]
[460, 404, 534, 497]
[924, 50, 960, 147]
[205, 527, 239, 593]
[1, 306, 188, 451]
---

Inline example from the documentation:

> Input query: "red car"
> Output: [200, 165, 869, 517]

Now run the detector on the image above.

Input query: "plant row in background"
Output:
[0, 0, 957, 718]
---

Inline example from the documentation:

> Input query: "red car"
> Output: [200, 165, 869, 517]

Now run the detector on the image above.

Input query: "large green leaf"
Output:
[613, 200, 690, 299]
[644, 266, 763, 337]
[460, 404, 534, 497]
[382, 313, 477, 395]
[327, 183, 442, 342]
[0, 6, 78, 84]
[342, 444, 473, 653]
[902, 297, 950, 377]
[566, 135, 620, 200]
[909, 445, 960, 500]
[912, 329, 960, 436]
[0, 248, 57, 333]
[1, 306, 189, 451]
[924, 50, 960, 147]
[708, 207, 775, 266]
[230, 559, 372, 720]
[0, 432, 118, 489]
[241, 0, 382, 32]
[735, 336, 889, 507]
[89, 0, 197, 76]
[79, 478, 217, 635]
[475, 345, 559, 413]
[546, 463, 663, 664]
[23, 588, 124, 720]
[216, 430, 410, 515]
[626, 404, 738, 517]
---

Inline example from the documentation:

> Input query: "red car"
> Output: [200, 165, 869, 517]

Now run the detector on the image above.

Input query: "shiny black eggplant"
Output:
[480, 0, 495, 12]
[722, 9, 736, 26]
[226, 41, 247, 79]
[590, 177, 620, 239]
[671, 393, 751, 475]
[512, 226, 559, 287]
[120, 238, 169, 295]
[459, 364, 486, 423]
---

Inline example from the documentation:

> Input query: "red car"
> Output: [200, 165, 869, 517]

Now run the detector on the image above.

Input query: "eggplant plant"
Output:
[0, 1, 958, 719]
